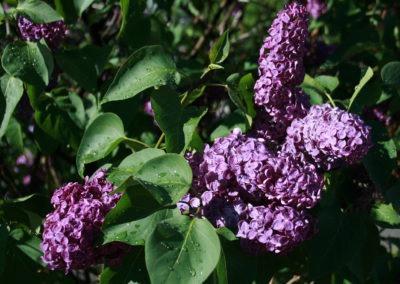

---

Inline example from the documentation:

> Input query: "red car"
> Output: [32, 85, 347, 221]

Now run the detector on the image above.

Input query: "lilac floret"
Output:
[306, 0, 327, 19]
[237, 203, 317, 255]
[257, 153, 324, 209]
[18, 16, 67, 50]
[41, 169, 129, 273]
[283, 104, 373, 170]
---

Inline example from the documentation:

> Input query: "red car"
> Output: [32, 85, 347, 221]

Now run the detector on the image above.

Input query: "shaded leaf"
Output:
[364, 122, 397, 192]
[55, 45, 111, 91]
[100, 247, 150, 284]
[0, 75, 24, 139]
[34, 92, 82, 150]
[102, 46, 179, 103]
[102, 185, 179, 246]
[348, 67, 374, 111]
[209, 30, 230, 64]
[381, 61, 400, 86]
[5, 118, 24, 153]
[309, 207, 368, 279]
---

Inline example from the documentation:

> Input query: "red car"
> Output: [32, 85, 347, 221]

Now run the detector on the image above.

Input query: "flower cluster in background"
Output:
[306, 0, 328, 19]
[178, 2, 372, 255]
[41, 169, 129, 273]
[18, 16, 67, 50]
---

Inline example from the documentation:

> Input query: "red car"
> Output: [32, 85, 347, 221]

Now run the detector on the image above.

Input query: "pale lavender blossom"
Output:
[41, 169, 129, 273]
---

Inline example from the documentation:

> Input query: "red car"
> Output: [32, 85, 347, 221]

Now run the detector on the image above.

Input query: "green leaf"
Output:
[134, 154, 192, 205]
[151, 88, 206, 154]
[302, 74, 336, 106]
[381, 61, 400, 86]
[145, 216, 221, 284]
[34, 92, 82, 150]
[107, 148, 165, 187]
[5, 118, 24, 153]
[309, 207, 368, 279]
[55, 45, 111, 92]
[314, 75, 340, 92]
[76, 113, 125, 177]
[33, 123, 59, 155]
[364, 122, 397, 192]
[101, 185, 179, 246]
[215, 249, 228, 284]
[348, 67, 374, 111]
[102, 46, 179, 103]
[1, 41, 53, 87]
[302, 86, 324, 105]
[182, 106, 207, 152]
[16, 0, 63, 23]
[151, 88, 184, 153]
[100, 247, 150, 284]
[0, 75, 24, 139]
[371, 203, 400, 227]
[215, 227, 237, 241]
[14, 235, 44, 266]
[385, 182, 400, 209]
[209, 30, 230, 64]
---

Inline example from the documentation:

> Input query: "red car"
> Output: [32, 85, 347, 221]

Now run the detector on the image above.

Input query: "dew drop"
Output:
[189, 268, 196, 277]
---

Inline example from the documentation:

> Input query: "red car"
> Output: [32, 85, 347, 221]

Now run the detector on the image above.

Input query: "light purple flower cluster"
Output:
[306, 0, 327, 19]
[179, 2, 373, 256]
[178, 128, 321, 254]
[237, 203, 317, 255]
[283, 104, 372, 170]
[41, 169, 129, 273]
[253, 2, 310, 143]
[18, 16, 67, 50]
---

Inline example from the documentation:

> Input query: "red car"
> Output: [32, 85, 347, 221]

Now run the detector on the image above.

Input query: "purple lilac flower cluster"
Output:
[253, 2, 310, 143]
[306, 0, 327, 19]
[282, 104, 372, 171]
[41, 169, 129, 273]
[178, 2, 373, 256]
[18, 16, 67, 50]
[178, 128, 321, 254]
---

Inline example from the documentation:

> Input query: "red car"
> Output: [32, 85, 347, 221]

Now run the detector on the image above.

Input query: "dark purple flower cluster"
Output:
[41, 169, 129, 273]
[253, 2, 310, 142]
[306, 0, 327, 19]
[18, 16, 67, 50]
[283, 104, 372, 170]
